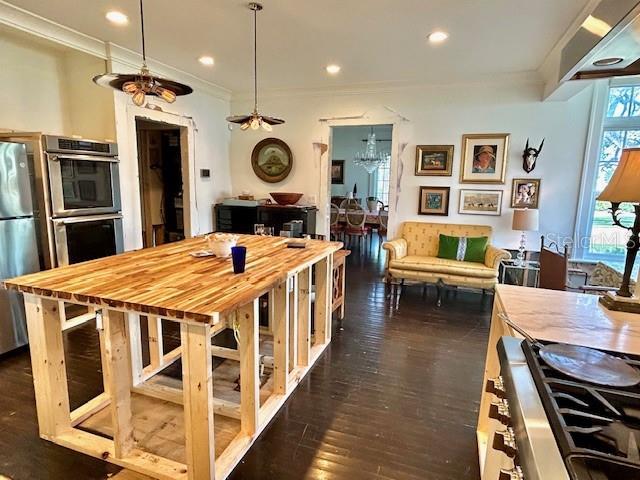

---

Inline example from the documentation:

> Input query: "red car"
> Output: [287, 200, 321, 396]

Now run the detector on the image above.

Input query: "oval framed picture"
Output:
[251, 138, 293, 183]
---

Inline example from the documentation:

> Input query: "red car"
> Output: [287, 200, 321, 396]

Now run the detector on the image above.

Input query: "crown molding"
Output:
[231, 71, 544, 103]
[106, 43, 231, 102]
[0, 1, 231, 102]
[0, 0, 106, 58]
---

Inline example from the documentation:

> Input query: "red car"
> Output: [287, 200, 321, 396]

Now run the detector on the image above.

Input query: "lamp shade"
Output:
[512, 208, 539, 231]
[597, 148, 640, 202]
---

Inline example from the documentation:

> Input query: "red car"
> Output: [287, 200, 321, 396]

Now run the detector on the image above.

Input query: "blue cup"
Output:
[231, 246, 247, 274]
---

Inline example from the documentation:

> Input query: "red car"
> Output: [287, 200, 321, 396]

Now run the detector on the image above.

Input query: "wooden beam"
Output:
[147, 315, 164, 370]
[211, 345, 240, 361]
[238, 299, 259, 436]
[103, 309, 135, 458]
[297, 267, 311, 367]
[61, 309, 96, 331]
[23, 294, 71, 439]
[131, 381, 241, 420]
[141, 345, 182, 381]
[288, 275, 298, 373]
[126, 313, 144, 386]
[70, 392, 111, 427]
[314, 255, 333, 346]
[181, 323, 215, 480]
[54, 428, 188, 480]
[271, 280, 290, 395]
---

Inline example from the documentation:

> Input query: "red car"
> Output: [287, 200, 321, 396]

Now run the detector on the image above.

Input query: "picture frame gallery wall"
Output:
[416, 133, 540, 217]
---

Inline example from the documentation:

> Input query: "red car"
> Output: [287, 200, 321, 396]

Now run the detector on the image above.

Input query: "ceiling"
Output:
[6, 0, 590, 93]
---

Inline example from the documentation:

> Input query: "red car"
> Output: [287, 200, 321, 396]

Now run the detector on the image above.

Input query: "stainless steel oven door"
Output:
[47, 153, 121, 217]
[52, 213, 124, 266]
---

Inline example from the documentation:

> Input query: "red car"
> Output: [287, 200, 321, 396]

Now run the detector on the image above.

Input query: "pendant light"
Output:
[226, 3, 284, 131]
[93, 0, 193, 106]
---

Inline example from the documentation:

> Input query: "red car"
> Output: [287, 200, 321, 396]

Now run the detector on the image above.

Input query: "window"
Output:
[375, 156, 391, 206]
[579, 82, 639, 267]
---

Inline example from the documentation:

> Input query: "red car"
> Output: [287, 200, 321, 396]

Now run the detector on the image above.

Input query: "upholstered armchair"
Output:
[382, 222, 511, 305]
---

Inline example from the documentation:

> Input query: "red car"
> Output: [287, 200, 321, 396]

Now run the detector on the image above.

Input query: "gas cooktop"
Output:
[522, 340, 640, 480]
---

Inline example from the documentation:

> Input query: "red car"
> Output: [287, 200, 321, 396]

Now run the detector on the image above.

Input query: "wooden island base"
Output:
[3, 235, 342, 480]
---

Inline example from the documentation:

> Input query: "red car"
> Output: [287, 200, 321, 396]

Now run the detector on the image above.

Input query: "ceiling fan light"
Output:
[132, 89, 146, 106]
[154, 86, 177, 103]
[262, 121, 273, 132]
[240, 122, 251, 131]
[250, 117, 261, 130]
[122, 81, 140, 94]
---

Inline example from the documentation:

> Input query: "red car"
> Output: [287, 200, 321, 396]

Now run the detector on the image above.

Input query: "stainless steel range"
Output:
[493, 336, 640, 480]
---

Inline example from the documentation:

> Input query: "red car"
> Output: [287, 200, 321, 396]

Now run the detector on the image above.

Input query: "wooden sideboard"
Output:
[215, 204, 317, 235]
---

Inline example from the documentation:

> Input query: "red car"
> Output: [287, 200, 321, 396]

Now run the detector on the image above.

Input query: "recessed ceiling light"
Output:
[326, 64, 341, 75]
[593, 57, 624, 67]
[106, 11, 129, 25]
[198, 56, 215, 66]
[428, 31, 449, 44]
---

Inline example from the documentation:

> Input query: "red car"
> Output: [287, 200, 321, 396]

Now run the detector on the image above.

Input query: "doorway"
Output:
[330, 124, 393, 206]
[135, 118, 188, 248]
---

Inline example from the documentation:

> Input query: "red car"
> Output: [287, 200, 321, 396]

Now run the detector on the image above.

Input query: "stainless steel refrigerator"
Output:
[0, 142, 41, 354]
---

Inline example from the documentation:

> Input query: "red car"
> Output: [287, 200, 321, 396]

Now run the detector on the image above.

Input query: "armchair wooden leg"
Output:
[436, 281, 443, 307]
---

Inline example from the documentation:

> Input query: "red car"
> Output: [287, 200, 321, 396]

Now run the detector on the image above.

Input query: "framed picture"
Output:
[251, 138, 293, 183]
[415, 145, 454, 176]
[511, 178, 540, 209]
[331, 160, 345, 184]
[460, 133, 510, 184]
[418, 186, 450, 216]
[459, 189, 503, 216]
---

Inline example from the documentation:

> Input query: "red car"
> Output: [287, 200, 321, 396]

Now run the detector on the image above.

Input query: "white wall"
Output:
[0, 28, 115, 139]
[110, 56, 232, 250]
[330, 125, 392, 198]
[230, 79, 593, 248]
[0, 28, 70, 134]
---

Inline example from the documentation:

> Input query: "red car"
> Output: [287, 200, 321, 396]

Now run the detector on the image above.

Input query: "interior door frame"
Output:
[319, 119, 401, 239]
[119, 104, 194, 251]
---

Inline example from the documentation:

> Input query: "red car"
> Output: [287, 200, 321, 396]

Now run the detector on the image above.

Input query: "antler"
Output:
[537, 138, 544, 154]
[525, 138, 529, 151]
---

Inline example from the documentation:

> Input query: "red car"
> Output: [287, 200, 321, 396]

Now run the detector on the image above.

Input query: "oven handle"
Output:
[52, 214, 123, 224]
[47, 153, 119, 163]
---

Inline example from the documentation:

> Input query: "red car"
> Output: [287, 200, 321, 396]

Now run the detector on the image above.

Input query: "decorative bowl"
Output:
[270, 192, 303, 205]
[205, 233, 239, 258]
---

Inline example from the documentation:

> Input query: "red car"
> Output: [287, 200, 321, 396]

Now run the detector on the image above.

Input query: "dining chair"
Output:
[345, 203, 369, 250]
[377, 204, 389, 242]
[538, 235, 569, 290]
[330, 204, 344, 241]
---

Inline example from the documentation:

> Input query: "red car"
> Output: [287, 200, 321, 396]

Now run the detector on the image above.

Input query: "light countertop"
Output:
[496, 284, 640, 355]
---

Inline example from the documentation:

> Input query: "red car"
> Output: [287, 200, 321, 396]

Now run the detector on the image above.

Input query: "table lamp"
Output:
[512, 209, 539, 266]
[597, 148, 640, 312]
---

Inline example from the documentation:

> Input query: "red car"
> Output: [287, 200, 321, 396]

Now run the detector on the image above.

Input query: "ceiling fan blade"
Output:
[226, 115, 253, 124]
[261, 115, 285, 125]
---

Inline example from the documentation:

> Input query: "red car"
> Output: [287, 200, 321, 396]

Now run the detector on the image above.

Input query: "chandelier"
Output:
[354, 128, 389, 173]
[93, 0, 193, 106]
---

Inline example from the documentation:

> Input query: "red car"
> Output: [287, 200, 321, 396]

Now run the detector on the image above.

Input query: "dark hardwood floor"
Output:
[0, 239, 491, 480]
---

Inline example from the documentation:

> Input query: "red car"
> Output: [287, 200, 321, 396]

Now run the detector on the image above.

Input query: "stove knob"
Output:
[486, 376, 506, 398]
[489, 398, 510, 425]
[493, 427, 517, 458]
[499, 466, 524, 480]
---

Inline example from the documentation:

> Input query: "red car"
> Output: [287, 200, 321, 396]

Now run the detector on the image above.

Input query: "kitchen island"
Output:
[477, 284, 640, 480]
[1, 234, 342, 480]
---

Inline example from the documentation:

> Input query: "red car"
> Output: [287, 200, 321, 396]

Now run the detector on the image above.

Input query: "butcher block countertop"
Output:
[1, 234, 342, 323]
[496, 284, 640, 355]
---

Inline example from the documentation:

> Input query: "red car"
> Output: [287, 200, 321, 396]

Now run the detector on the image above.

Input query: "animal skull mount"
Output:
[522, 138, 544, 173]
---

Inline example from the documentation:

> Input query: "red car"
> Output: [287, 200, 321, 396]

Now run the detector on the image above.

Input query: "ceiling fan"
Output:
[93, 0, 193, 106]
[226, 3, 284, 132]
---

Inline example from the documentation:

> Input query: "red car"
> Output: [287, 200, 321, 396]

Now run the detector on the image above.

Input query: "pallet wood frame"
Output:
[18, 243, 340, 480]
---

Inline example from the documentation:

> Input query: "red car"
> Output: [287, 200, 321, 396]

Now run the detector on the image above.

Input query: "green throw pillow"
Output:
[437, 234, 488, 263]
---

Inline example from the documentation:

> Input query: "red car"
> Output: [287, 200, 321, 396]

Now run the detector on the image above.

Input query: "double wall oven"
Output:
[44, 136, 123, 266]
